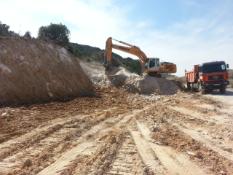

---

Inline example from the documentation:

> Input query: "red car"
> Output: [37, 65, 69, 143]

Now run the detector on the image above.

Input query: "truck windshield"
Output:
[201, 64, 226, 73]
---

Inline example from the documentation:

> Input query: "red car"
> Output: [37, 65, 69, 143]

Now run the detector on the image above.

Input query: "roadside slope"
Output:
[0, 37, 94, 105]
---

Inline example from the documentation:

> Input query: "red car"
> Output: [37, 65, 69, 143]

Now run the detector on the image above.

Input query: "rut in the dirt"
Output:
[139, 100, 233, 175]
[1, 87, 233, 175]
[106, 134, 145, 175]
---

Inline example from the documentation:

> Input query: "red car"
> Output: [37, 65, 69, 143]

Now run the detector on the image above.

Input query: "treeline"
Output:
[0, 21, 141, 74]
[0, 21, 20, 37]
[0, 21, 70, 46]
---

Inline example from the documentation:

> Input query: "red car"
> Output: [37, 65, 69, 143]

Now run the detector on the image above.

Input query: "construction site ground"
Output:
[0, 86, 233, 175]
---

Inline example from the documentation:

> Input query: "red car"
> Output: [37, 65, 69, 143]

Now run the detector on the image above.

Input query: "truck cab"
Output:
[199, 61, 229, 93]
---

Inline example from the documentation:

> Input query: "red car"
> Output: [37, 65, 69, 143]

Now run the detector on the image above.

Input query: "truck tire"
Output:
[197, 82, 202, 92]
[219, 86, 226, 94]
[187, 82, 191, 91]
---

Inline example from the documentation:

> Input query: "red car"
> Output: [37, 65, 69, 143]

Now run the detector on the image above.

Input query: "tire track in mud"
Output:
[0, 107, 122, 175]
[71, 131, 125, 175]
[1, 127, 82, 174]
[153, 103, 233, 157]
[135, 101, 233, 175]
[0, 118, 69, 160]
[36, 109, 137, 175]
[36, 106, 153, 175]
[170, 106, 232, 125]
[106, 134, 145, 175]
[135, 121, 207, 175]
[72, 106, 157, 175]
[169, 106, 233, 160]
[130, 129, 164, 174]
[128, 118, 208, 175]
[173, 123, 233, 162]
[151, 119, 233, 174]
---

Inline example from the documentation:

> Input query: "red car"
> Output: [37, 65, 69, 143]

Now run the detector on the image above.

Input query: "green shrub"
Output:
[0, 21, 19, 37]
[38, 23, 70, 46]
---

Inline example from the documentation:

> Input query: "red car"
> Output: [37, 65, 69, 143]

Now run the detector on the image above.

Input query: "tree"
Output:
[0, 21, 19, 37]
[24, 31, 32, 39]
[38, 23, 70, 46]
[0, 22, 10, 36]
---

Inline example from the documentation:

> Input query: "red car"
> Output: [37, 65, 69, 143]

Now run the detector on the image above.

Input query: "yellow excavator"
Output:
[104, 37, 176, 76]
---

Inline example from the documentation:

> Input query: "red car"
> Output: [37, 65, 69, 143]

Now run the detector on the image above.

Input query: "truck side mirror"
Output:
[226, 64, 229, 68]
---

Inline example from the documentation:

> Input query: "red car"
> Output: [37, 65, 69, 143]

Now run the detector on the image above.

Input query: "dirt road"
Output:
[0, 87, 233, 175]
[206, 88, 233, 106]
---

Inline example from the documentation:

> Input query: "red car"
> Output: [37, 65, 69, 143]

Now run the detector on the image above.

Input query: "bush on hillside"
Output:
[0, 21, 19, 37]
[38, 23, 70, 46]
[23, 31, 32, 39]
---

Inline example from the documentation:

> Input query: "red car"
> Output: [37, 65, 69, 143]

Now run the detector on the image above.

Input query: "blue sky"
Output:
[0, 0, 232, 75]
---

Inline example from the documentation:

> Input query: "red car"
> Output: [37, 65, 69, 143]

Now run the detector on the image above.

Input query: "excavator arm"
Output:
[104, 37, 148, 66]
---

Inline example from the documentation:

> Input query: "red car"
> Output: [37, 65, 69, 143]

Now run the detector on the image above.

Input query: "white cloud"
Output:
[0, 0, 232, 75]
[0, 0, 130, 44]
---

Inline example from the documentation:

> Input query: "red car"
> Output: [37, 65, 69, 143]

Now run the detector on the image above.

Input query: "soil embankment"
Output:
[0, 37, 94, 105]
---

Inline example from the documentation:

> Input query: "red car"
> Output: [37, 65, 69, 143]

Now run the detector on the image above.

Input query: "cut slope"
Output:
[0, 37, 94, 105]
[79, 60, 109, 86]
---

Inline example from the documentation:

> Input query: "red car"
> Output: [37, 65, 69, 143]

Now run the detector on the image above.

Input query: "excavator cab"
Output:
[144, 58, 161, 76]
[146, 58, 160, 71]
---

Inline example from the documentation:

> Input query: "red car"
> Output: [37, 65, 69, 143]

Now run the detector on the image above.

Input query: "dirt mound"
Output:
[0, 37, 94, 105]
[106, 67, 178, 95]
[79, 61, 110, 86]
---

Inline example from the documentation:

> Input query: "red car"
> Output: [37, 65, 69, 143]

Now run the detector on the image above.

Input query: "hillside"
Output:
[0, 37, 94, 105]
[68, 43, 142, 74]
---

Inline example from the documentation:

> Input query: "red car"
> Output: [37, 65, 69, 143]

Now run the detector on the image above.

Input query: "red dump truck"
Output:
[185, 61, 229, 94]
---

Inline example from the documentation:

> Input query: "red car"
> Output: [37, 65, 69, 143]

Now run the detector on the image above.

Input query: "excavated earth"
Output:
[0, 37, 94, 106]
[0, 56, 233, 175]
[105, 66, 178, 95]
[0, 85, 233, 175]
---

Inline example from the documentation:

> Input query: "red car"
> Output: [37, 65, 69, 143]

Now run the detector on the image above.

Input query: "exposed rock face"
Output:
[0, 37, 94, 105]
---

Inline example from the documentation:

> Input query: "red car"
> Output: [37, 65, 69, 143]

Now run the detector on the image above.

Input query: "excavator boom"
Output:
[105, 37, 148, 65]
[112, 38, 134, 47]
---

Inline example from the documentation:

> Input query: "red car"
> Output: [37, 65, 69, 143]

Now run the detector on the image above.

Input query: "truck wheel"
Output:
[219, 86, 226, 94]
[197, 82, 202, 92]
[191, 84, 195, 91]
[187, 82, 191, 91]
